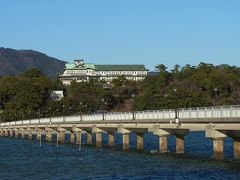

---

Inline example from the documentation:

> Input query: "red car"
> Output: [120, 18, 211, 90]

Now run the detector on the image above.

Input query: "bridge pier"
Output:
[9, 130, 13, 137]
[14, 129, 19, 138]
[4, 130, 8, 137]
[21, 129, 25, 139]
[136, 133, 144, 151]
[205, 125, 240, 160]
[2, 129, 5, 136]
[45, 127, 53, 142]
[71, 127, 82, 145]
[99, 128, 116, 148]
[1, 129, 5, 136]
[7, 130, 10, 137]
[70, 132, 75, 143]
[87, 132, 93, 145]
[96, 132, 102, 148]
[28, 130, 33, 140]
[176, 134, 185, 154]
[233, 139, 240, 160]
[154, 126, 189, 154]
[153, 127, 169, 153]
[36, 130, 42, 141]
[92, 126, 103, 148]
[57, 127, 66, 143]
[118, 126, 130, 150]
[213, 138, 224, 160]
[2, 130, 5, 136]
[159, 136, 168, 153]
[76, 131, 82, 145]
[224, 131, 240, 160]
[122, 133, 129, 150]
[108, 132, 114, 147]
[173, 130, 189, 154]
[0, 130, 3, 136]
[46, 131, 52, 142]
[59, 131, 65, 143]
[205, 124, 226, 160]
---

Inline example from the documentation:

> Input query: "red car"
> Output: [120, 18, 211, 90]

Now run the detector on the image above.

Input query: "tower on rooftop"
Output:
[74, 59, 84, 66]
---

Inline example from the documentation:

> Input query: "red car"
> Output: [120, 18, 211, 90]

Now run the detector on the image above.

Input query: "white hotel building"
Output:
[59, 60, 148, 85]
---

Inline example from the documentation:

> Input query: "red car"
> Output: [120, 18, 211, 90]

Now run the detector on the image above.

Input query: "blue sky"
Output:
[0, 0, 240, 70]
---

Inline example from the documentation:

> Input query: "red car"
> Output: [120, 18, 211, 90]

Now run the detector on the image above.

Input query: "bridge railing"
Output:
[177, 106, 240, 119]
[1, 105, 240, 127]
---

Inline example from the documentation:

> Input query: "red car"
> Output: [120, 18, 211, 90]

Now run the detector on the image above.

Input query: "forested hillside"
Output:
[0, 47, 66, 78]
[0, 62, 240, 122]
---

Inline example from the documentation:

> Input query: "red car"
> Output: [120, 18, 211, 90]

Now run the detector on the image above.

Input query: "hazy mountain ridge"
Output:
[0, 47, 66, 78]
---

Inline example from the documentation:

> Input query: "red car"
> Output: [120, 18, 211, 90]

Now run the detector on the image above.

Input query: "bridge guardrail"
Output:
[1, 105, 240, 127]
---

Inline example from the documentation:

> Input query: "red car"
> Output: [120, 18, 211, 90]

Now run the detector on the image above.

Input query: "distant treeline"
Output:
[0, 62, 240, 122]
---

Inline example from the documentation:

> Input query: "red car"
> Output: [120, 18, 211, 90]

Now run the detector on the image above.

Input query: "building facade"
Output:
[59, 60, 148, 85]
[50, 91, 64, 101]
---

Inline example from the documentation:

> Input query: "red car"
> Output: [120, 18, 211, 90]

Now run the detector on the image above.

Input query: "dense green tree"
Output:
[20, 68, 45, 78]
[155, 64, 167, 72]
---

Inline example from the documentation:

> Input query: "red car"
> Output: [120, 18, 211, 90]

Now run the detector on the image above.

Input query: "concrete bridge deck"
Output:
[1, 105, 240, 160]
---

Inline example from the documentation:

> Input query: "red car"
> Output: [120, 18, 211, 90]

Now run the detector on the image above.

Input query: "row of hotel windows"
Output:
[98, 71, 147, 75]
[100, 76, 144, 81]
[61, 76, 145, 81]
[65, 70, 147, 75]
[65, 70, 94, 74]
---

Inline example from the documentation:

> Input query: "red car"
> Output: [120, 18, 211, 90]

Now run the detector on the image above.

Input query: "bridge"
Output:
[1, 105, 240, 160]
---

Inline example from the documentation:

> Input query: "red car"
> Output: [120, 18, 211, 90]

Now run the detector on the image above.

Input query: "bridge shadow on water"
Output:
[0, 132, 240, 179]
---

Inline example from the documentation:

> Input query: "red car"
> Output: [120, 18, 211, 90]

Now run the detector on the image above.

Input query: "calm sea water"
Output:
[0, 132, 240, 179]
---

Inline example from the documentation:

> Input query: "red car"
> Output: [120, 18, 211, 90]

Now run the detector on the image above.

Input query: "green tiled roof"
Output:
[65, 63, 75, 69]
[65, 63, 96, 69]
[84, 63, 96, 69]
[95, 65, 147, 71]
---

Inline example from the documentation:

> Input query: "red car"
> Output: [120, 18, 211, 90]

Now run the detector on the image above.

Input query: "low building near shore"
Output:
[50, 91, 64, 101]
[59, 59, 148, 85]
